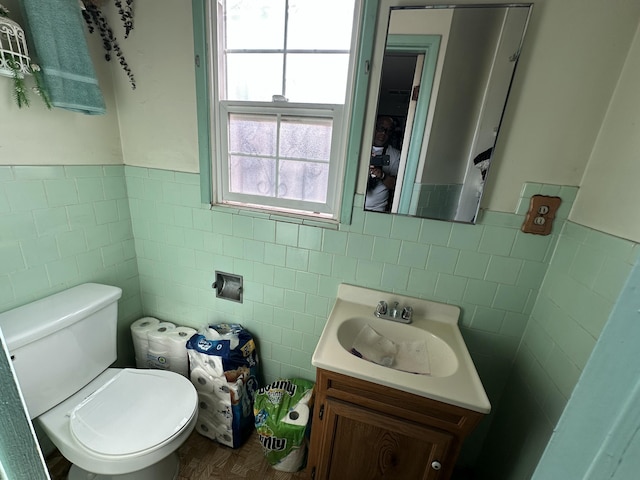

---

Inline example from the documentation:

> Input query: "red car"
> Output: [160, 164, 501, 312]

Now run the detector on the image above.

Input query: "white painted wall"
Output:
[483, 0, 640, 216]
[570, 24, 640, 243]
[0, 0, 122, 166]
[104, 1, 199, 172]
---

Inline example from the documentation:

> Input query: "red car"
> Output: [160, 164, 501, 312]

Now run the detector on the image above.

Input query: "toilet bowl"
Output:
[39, 368, 198, 480]
[0, 283, 199, 480]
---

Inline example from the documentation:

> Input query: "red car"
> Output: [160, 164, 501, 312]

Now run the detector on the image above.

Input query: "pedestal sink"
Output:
[312, 284, 491, 413]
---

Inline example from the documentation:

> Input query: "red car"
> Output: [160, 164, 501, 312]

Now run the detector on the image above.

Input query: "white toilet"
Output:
[0, 283, 198, 480]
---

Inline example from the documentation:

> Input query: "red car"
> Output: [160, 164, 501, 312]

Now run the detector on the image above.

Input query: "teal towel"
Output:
[22, 0, 106, 115]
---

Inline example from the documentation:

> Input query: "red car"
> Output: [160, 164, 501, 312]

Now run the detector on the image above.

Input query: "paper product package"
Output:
[254, 378, 315, 472]
[130, 317, 196, 377]
[186, 323, 260, 448]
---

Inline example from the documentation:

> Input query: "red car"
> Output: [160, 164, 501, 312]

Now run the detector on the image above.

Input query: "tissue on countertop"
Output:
[351, 325, 431, 375]
[394, 340, 431, 375]
[351, 324, 396, 367]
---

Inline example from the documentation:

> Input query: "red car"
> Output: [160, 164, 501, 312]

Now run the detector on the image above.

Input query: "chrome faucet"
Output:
[374, 300, 412, 324]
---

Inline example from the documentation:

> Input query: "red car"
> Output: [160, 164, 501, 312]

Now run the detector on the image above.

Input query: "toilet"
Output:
[0, 283, 198, 480]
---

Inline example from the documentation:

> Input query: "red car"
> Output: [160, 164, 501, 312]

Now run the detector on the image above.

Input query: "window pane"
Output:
[285, 54, 350, 103]
[225, 0, 285, 49]
[229, 114, 277, 156]
[226, 54, 283, 101]
[279, 160, 329, 202]
[229, 155, 276, 196]
[213, 0, 359, 216]
[288, 0, 356, 50]
[280, 117, 332, 161]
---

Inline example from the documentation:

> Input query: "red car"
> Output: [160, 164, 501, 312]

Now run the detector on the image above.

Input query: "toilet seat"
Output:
[38, 367, 198, 476]
[69, 369, 195, 456]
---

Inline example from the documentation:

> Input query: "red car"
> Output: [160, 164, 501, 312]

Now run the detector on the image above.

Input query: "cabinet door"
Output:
[316, 397, 453, 480]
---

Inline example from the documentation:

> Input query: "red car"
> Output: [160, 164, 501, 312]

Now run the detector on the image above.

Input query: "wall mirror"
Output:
[363, 3, 531, 223]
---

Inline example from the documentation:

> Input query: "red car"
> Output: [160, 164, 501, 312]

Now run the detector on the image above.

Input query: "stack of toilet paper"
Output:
[130, 317, 196, 377]
[189, 355, 240, 447]
[186, 323, 259, 449]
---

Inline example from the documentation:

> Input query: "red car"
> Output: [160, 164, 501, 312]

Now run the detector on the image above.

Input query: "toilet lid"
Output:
[69, 369, 197, 456]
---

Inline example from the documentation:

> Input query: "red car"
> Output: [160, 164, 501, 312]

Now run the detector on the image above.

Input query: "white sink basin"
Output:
[312, 284, 491, 413]
[336, 316, 459, 378]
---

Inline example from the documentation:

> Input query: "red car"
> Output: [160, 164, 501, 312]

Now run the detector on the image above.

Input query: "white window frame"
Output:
[206, 0, 362, 221]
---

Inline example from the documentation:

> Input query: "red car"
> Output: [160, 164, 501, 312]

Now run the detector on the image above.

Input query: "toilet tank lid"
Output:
[0, 283, 122, 351]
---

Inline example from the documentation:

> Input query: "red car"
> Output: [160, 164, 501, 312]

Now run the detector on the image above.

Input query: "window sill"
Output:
[209, 202, 340, 230]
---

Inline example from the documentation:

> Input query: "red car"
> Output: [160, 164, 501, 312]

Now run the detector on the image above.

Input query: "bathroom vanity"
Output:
[308, 284, 490, 479]
[307, 369, 483, 479]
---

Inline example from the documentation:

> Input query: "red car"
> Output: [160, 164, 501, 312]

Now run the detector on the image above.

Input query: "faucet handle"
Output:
[401, 306, 413, 321]
[376, 300, 388, 316]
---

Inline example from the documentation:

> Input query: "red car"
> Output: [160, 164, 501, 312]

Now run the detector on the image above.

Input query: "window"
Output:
[207, 0, 360, 219]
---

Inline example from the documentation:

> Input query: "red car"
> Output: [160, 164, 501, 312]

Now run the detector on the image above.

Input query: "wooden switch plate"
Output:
[521, 195, 562, 235]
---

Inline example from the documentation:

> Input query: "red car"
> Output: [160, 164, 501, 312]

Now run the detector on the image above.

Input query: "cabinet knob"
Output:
[431, 461, 442, 471]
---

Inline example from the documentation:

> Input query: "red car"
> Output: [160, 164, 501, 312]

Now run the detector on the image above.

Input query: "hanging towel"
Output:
[21, 0, 106, 115]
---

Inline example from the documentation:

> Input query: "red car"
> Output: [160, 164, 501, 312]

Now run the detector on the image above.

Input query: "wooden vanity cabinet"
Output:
[306, 369, 484, 480]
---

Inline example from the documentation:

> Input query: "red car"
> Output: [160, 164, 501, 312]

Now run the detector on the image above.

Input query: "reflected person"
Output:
[365, 116, 400, 212]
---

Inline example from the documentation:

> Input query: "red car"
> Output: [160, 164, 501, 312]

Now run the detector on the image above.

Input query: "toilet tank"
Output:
[0, 283, 122, 419]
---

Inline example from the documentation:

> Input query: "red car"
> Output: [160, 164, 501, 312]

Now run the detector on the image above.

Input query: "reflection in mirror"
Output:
[364, 4, 531, 223]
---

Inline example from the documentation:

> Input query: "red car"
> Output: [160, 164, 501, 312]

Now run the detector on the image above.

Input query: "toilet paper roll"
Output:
[130, 317, 160, 368]
[158, 327, 196, 376]
[187, 349, 225, 376]
[190, 367, 231, 401]
[172, 326, 197, 341]
[198, 392, 232, 419]
[196, 417, 233, 446]
[220, 280, 242, 303]
[204, 326, 240, 350]
[147, 352, 188, 376]
[198, 407, 233, 430]
[147, 322, 177, 353]
[281, 403, 310, 427]
[272, 445, 307, 472]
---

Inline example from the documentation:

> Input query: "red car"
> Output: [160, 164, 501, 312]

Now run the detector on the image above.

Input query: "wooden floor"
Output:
[46, 430, 310, 480]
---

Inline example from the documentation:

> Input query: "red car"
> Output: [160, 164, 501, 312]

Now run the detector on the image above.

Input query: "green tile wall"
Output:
[412, 183, 462, 220]
[126, 169, 586, 466]
[4, 164, 636, 475]
[126, 168, 563, 389]
[477, 220, 639, 479]
[0, 166, 143, 364]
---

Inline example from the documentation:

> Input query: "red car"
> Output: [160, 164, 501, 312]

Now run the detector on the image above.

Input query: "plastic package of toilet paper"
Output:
[146, 322, 176, 370]
[130, 317, 160, 368]
[195, 391, 235, 445]
[254, 378, 315, 472]
[186, 323, 259, 448]
[130, 318, 196, 376]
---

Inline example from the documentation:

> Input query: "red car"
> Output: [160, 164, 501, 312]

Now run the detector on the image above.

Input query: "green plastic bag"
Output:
[254, 378, 314, 472]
